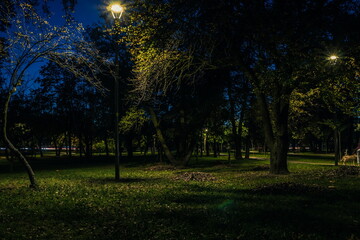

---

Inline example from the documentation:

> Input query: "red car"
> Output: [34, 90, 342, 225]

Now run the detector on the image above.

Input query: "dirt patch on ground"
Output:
[251, 182, 327, 194]
[327, 166, 360, 177]
[0, 185, 18, 191]
[173, 172, 218, 182]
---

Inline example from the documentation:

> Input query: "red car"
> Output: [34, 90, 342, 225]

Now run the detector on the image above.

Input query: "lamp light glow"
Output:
[329, 55, 338, 61]
[111, 4, 123, 13]
[110, 3, 124, 19]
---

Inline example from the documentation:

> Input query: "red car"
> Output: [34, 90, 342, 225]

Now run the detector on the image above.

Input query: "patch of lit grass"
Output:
[0, 154, 359, 240]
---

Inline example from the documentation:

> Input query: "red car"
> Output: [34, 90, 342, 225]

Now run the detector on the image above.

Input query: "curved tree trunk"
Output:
[148, 107, 177, 164]
[2, 87, 38, 189]
[148, 107, 194, 166]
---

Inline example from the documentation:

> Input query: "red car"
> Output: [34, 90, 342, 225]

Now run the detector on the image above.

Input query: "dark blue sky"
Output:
[74, 0, 103, 26]
[25, 0, 106, 86]
[50, 0, 104, 26]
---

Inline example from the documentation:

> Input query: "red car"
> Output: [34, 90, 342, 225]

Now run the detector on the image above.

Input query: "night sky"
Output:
[52, 0, 103, 26]
[26, 0, 105, 88]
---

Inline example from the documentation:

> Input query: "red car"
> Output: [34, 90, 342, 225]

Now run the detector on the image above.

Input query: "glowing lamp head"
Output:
[111, 4, 123, 13]
[110, 3, 124, 19]
[329, 55, 338, 61]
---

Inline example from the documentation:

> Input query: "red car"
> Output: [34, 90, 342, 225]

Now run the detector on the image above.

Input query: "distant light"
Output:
[329, 55, 338, 61]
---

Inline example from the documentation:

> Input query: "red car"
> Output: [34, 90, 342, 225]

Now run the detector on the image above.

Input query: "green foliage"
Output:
[289, 88, 324, 140]
[92, 139, 114, 153]
[119, 107, 147, 134]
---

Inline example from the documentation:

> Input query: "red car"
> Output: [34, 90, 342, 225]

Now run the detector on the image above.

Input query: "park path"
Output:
[249, 156, 335, 166]
[288, 161, 334, 166]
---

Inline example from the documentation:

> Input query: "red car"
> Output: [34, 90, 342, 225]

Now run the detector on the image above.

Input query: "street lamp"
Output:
[328, 55, 339, 63]
[110, 3, 124, 19]
[328, 54, 341, 164]
[109, 2, 124, 180]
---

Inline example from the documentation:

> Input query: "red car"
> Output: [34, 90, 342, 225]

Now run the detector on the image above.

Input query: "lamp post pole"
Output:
[110, 3, 124, 181]
[114, 34, 120, 180]
[328, 54, 341, 165]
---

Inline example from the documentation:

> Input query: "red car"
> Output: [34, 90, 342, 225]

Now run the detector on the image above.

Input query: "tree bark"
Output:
[213, 140, 217, 157]
[200, 131, 203, 157]
[104, 137, 109, 156]
[334, 130, 340, 166]
[2, 87, 38, 189]
[5, 147, 14, 172]
[38, 137, 43, 157]
[126, 135, 133, 159]
[78, 131, 83, 157]
[270, 135, 289, 174]
[67, 131, 72, 157]
[206, 141, 210, 156]
[255, 88, 290, 174]
[245, 135, 250, 160]
[148, 107, 177, 164]
[149, 107, 194, 166]
[227, 83, 242, 160]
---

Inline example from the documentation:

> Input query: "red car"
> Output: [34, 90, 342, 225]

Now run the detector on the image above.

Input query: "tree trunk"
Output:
[228, 84, 242, 160]
[67, 131, 72, 157]
[148, 107, 177, 164]
[292, 139, 296, 152]
[143, 137, 149, 156]
[38, 138, 43, 157]
[90, 133, 93, 157]
[5, 148, 14, 172]
[206, 141, 210, 156]
[245, 135, 250, 160]
[104, 137, 109, 156]
[195, 143, 199, 160]
[334, 130, 340, 166]
[2, 87, 38, 189]
[213, 140, 217, 157]
[79, 131, 83, 157]
[269, 136, 289, 174]
[126, 135, 133, 159]
[236, 108, 245, 160]
[200, 132, 203, 157]
[151, 136, 156, 155]
[85, 135, 91, 158]
[255, 88, 290, 174]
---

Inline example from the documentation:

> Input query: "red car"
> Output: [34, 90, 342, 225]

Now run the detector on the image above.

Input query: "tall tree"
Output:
[1, 1, 105, 188]
[229, 0, 360, 173]
[121, 0, 226, 166]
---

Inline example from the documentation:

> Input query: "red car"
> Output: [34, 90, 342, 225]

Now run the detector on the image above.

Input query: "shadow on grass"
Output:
[156, 183, 360, 239]
[0, 155, 160, 174]
[87, 176, 160, 184]
[287, 153, 334, 161]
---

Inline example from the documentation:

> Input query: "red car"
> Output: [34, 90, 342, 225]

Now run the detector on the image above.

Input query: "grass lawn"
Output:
[0, 154, 359, 240]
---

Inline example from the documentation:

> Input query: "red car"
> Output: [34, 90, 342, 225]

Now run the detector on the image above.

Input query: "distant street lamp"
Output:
[204, 128, 208, 156]
[329, 55, 339, 62]
[328, 54, 341, 164]
[109, 3, 124, 180]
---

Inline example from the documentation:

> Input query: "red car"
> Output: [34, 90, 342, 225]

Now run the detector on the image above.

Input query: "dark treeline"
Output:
[1, 0, 359, 181]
